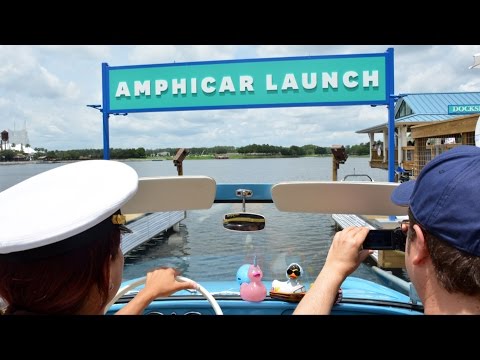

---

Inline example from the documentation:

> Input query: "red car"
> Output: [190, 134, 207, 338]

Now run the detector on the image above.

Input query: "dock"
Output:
[121, 211, 185, 255]
[332, 213, 406, 269]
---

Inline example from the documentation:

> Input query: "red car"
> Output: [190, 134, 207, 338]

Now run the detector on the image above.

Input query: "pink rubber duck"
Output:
[240, 256, 267, 302]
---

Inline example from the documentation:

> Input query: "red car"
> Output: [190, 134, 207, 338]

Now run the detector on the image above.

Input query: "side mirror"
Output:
[223, 212, 265, 232]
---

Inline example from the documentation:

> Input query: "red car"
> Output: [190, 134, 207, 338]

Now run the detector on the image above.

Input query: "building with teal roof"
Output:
[356, 92, 480, 176]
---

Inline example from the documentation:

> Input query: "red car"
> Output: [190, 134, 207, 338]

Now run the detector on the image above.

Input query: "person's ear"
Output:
[410, 224, 429, 265]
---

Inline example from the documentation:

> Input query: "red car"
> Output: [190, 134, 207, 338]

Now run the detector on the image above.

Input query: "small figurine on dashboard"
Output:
[240, 256, 267, 302]
[271, 263, 306, 295]
[270, 262, 343, 304]
[270, 262, 307, 302]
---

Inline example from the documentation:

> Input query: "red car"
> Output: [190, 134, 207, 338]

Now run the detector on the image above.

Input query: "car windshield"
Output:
[122, 203, 346, 285]
[120, 157, 409, 290]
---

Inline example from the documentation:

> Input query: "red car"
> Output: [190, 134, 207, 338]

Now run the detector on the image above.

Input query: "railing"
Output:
[369, 149, 398, 170]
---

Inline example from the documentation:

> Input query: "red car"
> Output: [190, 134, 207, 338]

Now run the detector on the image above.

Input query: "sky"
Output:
[1, 45, 480, 151]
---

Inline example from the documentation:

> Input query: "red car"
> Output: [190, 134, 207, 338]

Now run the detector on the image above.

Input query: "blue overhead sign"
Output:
[98, 48, 397, 182]
[104, 53, 391, 114]
[448, 104, 480, 115]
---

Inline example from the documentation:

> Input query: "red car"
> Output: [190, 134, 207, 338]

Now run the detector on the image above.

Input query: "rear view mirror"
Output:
[223, 212, 265, 232]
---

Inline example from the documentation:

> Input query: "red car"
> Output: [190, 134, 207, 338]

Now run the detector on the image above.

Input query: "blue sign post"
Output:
[386, 48, 395, 183]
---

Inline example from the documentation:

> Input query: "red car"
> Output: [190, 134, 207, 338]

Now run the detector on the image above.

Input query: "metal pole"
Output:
[101, 63, 110, 160]
[102, 112, 110, 160]
[386, 48, 395, 182]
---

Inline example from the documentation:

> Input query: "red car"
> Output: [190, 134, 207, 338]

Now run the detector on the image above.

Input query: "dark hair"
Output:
[0, 220, 121, 315]
[408, 208, 480, 296]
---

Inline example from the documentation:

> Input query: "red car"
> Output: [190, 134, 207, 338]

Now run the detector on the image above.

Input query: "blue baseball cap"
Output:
[391, 145, 480, 256]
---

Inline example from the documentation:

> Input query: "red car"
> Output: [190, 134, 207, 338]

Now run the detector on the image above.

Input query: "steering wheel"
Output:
[105, 275, 223, 315]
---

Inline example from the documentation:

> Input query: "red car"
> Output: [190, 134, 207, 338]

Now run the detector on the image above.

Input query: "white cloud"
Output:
[1, 45, 479, 151]
[128, 45, 236, 65]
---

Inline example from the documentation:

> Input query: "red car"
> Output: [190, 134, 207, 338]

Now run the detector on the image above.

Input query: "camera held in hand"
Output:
[363, 227, 406, 251]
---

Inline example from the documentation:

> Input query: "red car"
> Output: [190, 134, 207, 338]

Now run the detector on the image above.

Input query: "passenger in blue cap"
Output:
[294, 145, 480, 315]
[0, 160, 197, 315]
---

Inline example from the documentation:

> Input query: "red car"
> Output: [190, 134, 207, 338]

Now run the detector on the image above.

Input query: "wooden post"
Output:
[332, 158, 338, 181]
[173, 148, 189, 176]
[176, 163, 183, 176]
[330, 145, 348, 181]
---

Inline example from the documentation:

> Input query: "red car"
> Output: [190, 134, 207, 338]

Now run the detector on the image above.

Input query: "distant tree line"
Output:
[0, 142, 374, 161]
[147, 143, 372, 157]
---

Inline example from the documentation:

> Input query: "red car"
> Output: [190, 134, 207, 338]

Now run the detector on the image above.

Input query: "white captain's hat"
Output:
[0, 160, 138, 257]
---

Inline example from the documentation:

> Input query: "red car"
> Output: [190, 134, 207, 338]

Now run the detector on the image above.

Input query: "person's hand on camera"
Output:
[293, 226, 372, 315]
[324, 227, 373, 279]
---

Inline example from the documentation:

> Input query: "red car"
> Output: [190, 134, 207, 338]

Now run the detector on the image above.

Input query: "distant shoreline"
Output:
[0, 161, 42, 165]
[0, 154, 369, 166]
[0, 160, 74, 166]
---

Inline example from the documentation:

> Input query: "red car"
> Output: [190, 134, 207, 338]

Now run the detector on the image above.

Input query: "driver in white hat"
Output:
[0, 160, 197, 315]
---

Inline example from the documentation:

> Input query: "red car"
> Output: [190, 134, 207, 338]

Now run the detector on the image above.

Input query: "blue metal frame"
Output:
[98, 49, 396, 172]
[386, 48, 395, 182]
[215, 183, 273, 202]
[102, 63, 110, 160]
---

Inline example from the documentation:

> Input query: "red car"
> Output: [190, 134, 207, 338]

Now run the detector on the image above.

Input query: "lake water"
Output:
[1, 157, 404, 286]
[0, 157, 388, 191]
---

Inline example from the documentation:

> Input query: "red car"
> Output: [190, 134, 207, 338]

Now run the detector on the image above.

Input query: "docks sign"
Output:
[448, 104, 480, 115]
[104, 52, 391, 113]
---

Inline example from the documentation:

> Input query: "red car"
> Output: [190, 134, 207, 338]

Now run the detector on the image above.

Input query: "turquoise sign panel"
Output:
[448, 104, 480, 115]
[106, 54, 388, 113]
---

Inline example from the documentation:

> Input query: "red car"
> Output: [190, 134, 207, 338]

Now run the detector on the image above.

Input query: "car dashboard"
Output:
[106, 279, 424, 315]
